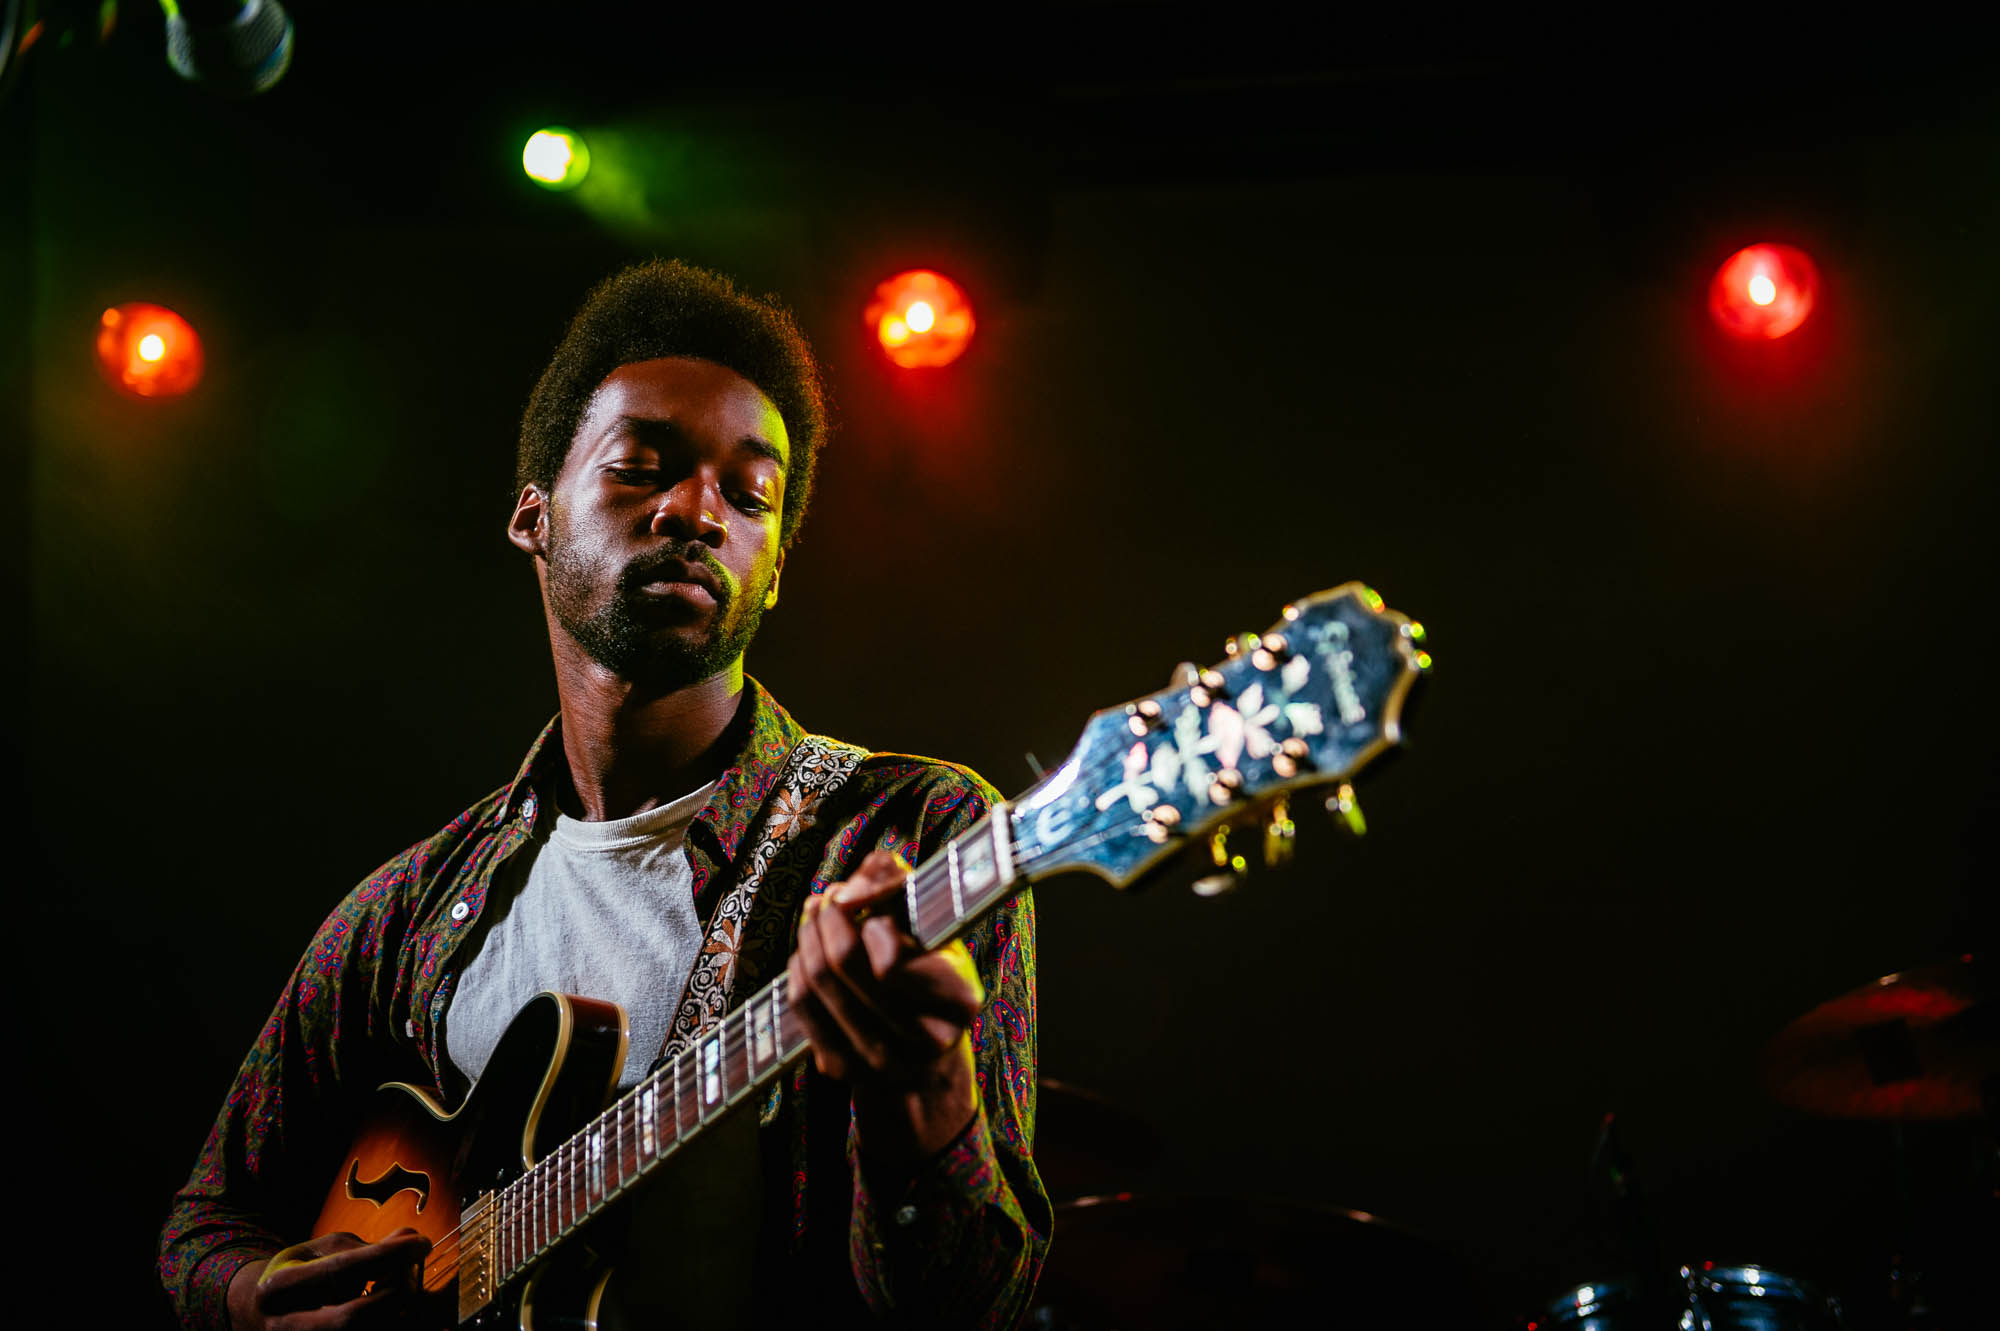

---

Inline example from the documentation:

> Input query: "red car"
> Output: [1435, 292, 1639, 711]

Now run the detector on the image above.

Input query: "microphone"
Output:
[164, 0, 293, 96]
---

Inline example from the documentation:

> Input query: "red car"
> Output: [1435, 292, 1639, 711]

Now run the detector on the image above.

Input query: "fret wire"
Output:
[620, 1090, 632, 1181]
[477, 802, 1038, 1295]
[606, 1095, 618, 1193]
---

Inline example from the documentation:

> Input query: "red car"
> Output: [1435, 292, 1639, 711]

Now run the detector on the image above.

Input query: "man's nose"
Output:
[650, 475, 728, 546]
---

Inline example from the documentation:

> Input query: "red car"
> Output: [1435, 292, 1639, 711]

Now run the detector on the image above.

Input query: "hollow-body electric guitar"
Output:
[310, 584, 1431, 1328]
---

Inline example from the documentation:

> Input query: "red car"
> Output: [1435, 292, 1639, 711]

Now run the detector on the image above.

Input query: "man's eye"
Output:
[610, 467, 659, 484]
[732, 492, 773, 515]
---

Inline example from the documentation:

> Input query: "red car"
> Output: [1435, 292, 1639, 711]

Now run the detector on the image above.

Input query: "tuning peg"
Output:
[1193, 826, 1249, 896]
[1263, 798, 1296, 867]
[1166, 661, 1200, 689]
[1141, 802, 1181, 843]
[1126, 696, 1165, 735]
[1325, 782, 1367, 837]
[1271, 736, 1311, 780]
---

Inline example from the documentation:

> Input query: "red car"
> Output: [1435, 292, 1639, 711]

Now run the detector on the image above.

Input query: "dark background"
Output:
[8, 6, 1996, 1326]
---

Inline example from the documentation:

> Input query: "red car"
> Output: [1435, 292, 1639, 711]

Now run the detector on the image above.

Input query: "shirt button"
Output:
[893, 1204, 919, 1228]
[450, 901, 470, 922]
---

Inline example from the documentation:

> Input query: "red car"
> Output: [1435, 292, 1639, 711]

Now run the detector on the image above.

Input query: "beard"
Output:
[545, 518, 772, 691]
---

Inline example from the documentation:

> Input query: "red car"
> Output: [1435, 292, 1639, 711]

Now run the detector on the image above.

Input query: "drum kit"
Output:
[1028, 956, 1995, 1329]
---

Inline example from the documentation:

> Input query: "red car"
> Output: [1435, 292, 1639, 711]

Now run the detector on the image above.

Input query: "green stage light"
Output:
[522, 128, 589, 190]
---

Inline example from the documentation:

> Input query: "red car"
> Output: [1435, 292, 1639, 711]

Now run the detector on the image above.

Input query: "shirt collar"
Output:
[688, 675, 804, 867]
[497, 676, 804, 856]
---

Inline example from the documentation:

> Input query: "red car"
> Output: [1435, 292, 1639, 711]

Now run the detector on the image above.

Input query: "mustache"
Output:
[619, 542, 731, 597]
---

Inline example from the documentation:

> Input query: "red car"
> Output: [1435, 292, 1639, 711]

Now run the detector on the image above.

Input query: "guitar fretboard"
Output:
[455, 802, 1020, 1310]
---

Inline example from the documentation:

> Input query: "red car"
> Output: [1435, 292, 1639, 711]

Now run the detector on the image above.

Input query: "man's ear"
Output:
[508, 485, 549, 557]
[764, 550, 785, 610]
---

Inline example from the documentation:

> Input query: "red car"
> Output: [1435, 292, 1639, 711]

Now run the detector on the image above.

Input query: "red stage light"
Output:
[865, 269, 975, 368]
[1708, 243, 1819, 340]
[96, 302, 204, 397]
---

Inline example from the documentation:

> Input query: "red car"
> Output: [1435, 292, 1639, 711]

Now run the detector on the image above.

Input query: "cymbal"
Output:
[1764, 955, 1995, 1120]
[1029, 1192, 1491, 1328]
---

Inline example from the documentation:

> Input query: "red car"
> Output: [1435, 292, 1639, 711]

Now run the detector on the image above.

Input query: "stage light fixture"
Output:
[1709, 243, 1819, 340]
[523, 127, 589, 190]
[96, 302, 204, 398]
[866, 270, 974, 368]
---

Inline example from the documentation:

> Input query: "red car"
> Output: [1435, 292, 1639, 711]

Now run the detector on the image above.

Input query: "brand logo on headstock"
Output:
[1324, 622, 1367, 726]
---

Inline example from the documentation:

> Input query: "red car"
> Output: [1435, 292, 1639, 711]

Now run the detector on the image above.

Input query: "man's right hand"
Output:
[227, 1229, 447, 1330]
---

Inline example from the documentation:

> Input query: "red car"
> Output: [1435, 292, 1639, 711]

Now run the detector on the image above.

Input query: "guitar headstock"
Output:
[1008, 583, 1428, 890]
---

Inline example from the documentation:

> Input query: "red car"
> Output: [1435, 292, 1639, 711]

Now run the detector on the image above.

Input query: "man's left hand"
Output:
[787, 849, 984, 1172]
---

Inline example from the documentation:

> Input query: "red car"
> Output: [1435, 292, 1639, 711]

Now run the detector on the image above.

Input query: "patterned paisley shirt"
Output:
[159, 679, 1048, 1328]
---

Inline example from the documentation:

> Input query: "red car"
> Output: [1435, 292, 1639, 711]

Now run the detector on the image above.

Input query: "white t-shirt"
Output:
[446, 781, 714, 1091]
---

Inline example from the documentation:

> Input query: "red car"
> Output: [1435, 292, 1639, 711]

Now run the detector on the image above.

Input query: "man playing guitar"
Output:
[160, 260, 1049, 1329]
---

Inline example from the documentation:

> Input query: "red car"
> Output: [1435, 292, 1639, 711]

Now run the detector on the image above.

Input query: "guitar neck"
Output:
[473, 800, 1022, 1293]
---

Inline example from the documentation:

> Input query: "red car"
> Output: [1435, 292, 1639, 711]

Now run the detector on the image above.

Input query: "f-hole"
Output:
[345, 1159, 431, 1214]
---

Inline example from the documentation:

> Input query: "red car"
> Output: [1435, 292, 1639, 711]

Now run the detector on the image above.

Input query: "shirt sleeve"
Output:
[845, 772, 1051, 1327]
[157, 852, 420, 1329]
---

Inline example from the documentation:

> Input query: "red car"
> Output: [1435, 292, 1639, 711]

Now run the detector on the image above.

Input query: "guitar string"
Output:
[407, 996, 818, 1292]
[402, 826, 1066, 1291]
[392, 818, 1132, 1296]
